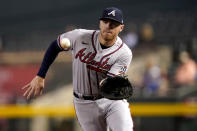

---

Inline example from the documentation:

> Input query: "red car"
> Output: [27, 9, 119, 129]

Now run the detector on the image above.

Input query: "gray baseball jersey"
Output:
[58, 29, 132, 96]
[58, 29, 133, 131]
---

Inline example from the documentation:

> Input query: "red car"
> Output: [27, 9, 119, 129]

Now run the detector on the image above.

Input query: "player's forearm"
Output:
[37, 40, 63, 78]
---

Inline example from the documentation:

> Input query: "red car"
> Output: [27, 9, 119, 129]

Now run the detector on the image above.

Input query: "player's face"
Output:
[99, 19, 124, 41]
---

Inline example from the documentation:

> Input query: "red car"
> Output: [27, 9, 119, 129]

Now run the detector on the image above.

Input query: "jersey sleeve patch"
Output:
[119, 65, 127, 74]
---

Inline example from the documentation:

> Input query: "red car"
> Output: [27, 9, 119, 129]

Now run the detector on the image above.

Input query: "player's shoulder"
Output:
[118, 37, 132, 56]
[60, 29, 96, 42]
[78, 29, 99, 43]
[123, 43, 132, 55]
[72, 29, 96, 36]
[76, 29, 95, 33]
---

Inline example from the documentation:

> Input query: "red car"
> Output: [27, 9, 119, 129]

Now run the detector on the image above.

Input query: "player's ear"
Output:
[119, 25, 124, 33]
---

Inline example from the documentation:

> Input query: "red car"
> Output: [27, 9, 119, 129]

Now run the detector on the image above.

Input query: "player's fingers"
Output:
[34, 87, 41, 98]
[27, 87, 35, 100]
[22, 83, 30, 90]
[40, 89, 43, 96]
[23, 86, 32, 97]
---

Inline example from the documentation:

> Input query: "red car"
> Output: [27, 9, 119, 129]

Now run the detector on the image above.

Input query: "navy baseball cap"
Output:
[100, 7, 124, 24]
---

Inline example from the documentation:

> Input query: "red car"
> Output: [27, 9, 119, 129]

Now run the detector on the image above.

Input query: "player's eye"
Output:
[101, 19, 120, 29]
[109, 22, 120, 28]
[102, 19, 109, 24]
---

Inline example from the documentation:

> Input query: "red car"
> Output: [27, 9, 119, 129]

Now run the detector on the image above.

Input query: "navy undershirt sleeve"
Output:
[37, 40, 63, 78]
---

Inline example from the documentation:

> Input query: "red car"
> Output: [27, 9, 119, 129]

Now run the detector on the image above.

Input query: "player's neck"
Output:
[99, 35, 117, 47]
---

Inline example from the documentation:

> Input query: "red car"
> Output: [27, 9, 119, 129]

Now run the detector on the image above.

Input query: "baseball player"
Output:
[22, 7, 133, 131]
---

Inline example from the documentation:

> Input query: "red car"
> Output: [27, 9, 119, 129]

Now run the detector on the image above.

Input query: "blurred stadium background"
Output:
[0, 0, 197, 131]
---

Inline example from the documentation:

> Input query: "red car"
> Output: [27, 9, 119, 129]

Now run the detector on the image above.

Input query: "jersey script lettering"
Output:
[75, 48, 111, 70]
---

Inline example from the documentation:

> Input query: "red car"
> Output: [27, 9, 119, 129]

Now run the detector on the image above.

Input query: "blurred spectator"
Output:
[122, 23, 138, 49]
[140, 23, 154, 42]
[137, 23, 158, 50]
[142, 56, 162, 96]
[122, 32, 138, 49]
[174, 51, 197, 87]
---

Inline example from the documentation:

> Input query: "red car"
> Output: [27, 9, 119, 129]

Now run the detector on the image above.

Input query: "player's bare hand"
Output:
[22, 75, 45, 100]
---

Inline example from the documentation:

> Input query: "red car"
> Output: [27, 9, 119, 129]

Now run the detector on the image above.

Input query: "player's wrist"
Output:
[37, 70, 46, 78]
[36, 75, 45, 80]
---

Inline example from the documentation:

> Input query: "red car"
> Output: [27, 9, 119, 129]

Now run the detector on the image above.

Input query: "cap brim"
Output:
[100, 17, 123, 24]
